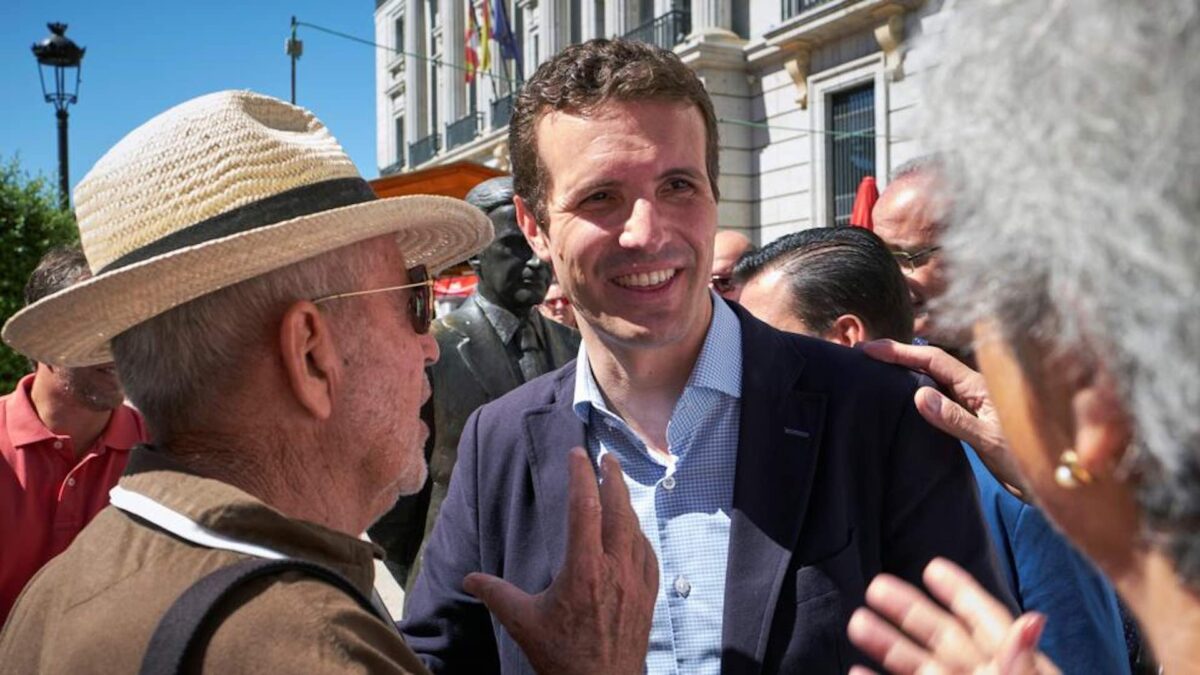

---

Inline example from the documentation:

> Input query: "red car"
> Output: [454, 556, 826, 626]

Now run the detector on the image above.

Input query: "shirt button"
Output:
[661, 475, 676, 491]
[53, 440, 64, 450]
[66, 477, 76, 487]
[673, 575, 691, 598]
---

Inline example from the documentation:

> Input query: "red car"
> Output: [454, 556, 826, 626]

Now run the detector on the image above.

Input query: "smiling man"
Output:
[401, 39, 1011, 674]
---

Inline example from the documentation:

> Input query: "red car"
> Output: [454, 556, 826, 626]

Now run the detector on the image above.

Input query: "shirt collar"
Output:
[573, 292, 743, 422]
[119, 447, 383, 591]
[4, 374, 56, 448]
[3, 373, 142, 453]
[473, 293, 522, 345]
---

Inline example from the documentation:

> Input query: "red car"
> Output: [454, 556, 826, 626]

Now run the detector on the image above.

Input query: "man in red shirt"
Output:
[0, 246, 147, 623]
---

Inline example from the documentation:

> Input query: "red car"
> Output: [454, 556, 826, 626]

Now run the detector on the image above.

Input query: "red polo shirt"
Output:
[0, 373, 147, 623]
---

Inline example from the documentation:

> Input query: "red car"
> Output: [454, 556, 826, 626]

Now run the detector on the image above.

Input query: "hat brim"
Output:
[2, 194, 493, 367]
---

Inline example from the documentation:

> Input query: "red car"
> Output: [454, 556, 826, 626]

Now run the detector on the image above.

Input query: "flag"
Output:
[464, 0, 481, 84]
[492, 0, 522, 72]
[480, 0, 492, 71]
[849, 176, 878, 229]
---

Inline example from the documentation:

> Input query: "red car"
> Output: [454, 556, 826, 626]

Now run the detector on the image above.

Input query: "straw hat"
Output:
[2, 90, 493, 367]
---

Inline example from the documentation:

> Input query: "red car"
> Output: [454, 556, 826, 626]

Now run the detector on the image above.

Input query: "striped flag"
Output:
[464, 0, 481, 83]
[480, 0, 493, 71]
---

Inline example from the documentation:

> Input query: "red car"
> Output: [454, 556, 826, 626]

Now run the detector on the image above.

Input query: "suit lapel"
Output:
[722, 308, 826, 674]
[524, 364, 586, 573]
[453, 299, 522, 398]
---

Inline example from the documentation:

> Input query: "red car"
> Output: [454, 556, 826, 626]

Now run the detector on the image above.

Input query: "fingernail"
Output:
[1020, 613, 1047, 648]
[924, 390, 942, 416]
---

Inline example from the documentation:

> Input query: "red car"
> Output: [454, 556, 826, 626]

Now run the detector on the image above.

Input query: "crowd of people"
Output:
[0, 0, 1195, 672]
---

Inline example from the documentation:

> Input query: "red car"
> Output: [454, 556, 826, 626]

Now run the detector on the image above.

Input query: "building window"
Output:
[395, 15, 406, 55]
[827, 83, 875, 226]
[395, 115, 406, 166]
[428, 0, 440, 27]
[570, 0, 582, 44]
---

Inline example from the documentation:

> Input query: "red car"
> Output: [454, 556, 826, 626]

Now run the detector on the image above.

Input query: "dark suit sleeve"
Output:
[400, 406, 500, 672]
[881, 375, 1018, 613]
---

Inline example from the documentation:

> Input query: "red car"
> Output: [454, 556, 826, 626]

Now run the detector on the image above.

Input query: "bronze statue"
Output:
[370, 177, 580, 587]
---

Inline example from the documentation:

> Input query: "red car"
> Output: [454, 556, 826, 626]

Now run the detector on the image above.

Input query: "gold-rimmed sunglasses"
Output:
[312, 264, 435, 334]
[891, 246, 942, 275]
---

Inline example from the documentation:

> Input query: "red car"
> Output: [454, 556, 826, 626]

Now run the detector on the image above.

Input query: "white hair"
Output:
[111, 239, 392, 440]
[926, 0, 1200, 578]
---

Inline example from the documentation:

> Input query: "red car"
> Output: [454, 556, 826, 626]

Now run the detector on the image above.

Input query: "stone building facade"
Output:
[374, 0, 942, 243]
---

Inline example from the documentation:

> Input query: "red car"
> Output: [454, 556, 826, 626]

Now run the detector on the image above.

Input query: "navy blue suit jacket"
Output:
[401, 305, 1013, 673]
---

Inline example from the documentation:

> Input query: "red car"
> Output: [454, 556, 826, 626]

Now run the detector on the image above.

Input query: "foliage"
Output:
[0, 157, 79, 392]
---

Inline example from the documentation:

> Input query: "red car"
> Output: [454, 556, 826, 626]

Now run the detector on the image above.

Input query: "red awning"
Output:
[434, 274, 477, 299]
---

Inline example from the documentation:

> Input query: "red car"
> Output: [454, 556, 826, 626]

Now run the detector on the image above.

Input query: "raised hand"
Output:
[862, 339, 1026, 499]
[462, 448, 659, 675]
[848, 558, 1060, 675]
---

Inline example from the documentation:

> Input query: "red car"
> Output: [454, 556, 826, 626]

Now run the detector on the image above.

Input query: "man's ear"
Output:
[278, 301, 340, 420]
[514, 195, 552, 262]
[825, 314, 868, 348]
[1071, 367, 1132, 477]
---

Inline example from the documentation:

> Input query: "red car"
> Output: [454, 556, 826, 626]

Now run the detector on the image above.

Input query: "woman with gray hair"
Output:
[847, 0, 1199, 672]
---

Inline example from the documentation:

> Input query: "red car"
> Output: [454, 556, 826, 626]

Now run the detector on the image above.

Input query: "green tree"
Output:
[0, 157, 79, 392]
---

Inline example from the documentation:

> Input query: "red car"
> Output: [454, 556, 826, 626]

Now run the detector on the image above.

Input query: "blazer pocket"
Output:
[794, 528, 858, 605]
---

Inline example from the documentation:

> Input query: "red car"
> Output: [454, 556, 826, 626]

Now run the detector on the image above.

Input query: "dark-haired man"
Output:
[734, 227, 912, 345]
[737, 227, 1129, 674]
[402, 39, 1011, 674]
[0, 245, 147, 623]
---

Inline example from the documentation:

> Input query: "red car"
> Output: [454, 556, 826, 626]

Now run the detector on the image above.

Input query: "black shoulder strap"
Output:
[139, 557, 387, 675]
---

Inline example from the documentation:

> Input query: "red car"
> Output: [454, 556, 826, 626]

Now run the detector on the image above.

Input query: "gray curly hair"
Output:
[927, 0, 1200, 583]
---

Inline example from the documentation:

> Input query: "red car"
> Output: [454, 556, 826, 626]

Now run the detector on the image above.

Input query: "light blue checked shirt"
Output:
[573, 293, 741, 675]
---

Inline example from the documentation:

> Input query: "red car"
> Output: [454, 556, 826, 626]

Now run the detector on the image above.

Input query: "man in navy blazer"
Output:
[401, 39, 1011, 673]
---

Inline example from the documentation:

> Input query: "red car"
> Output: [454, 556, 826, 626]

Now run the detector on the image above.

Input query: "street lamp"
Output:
[32, 22, 85, 210]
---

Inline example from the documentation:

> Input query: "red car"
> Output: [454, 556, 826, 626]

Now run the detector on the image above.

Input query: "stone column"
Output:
[580, 0, 601, 40]
[690, 0, 734, 35]
[538, 0, 567, 59]
[440, 0, 465, 130]
[404, 0, 427, 157]
[604, 0, 636, 37]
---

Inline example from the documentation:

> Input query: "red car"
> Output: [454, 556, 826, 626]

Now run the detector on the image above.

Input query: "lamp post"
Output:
[32, 23, 85, 210]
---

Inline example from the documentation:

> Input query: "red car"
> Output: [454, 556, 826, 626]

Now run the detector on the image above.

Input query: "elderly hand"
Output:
[848, 558, 1061, 675]
[863, 339, 1027, 499]
[462, 448, 658, 675]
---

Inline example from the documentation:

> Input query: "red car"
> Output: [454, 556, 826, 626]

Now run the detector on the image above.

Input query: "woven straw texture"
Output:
[2, 90, 492, 367]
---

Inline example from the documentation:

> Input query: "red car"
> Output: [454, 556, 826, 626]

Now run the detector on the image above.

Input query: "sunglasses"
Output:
[312, 264, 435, 334]
[891, 246, 942, 275]
[544, 297, 571, 310]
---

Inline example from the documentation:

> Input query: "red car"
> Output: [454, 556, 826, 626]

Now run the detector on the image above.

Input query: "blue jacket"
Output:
[401, 304, 1014, 673]
[966, 448, 1130, 673]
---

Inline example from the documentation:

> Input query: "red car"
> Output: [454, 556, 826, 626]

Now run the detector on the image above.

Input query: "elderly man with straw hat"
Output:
[0, 91, 658, 674]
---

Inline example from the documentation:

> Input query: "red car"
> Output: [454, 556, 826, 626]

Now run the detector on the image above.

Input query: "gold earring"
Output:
[1055, 450, 1093, 489]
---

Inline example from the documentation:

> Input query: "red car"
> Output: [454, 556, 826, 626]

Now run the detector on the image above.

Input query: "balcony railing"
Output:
[379, 160, 404, 177]
[781, 0, 840, 20]
[445, 112, 481, 151]
[408, 132, 440, 167]
[623, 9, 691, 51]
[491, 92, 515, 130]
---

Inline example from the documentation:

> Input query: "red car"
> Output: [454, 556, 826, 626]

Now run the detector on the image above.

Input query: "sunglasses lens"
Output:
[408, 265, 432, 334]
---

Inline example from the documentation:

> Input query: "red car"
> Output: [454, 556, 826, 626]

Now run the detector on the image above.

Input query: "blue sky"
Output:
[2, 1, 383, 193]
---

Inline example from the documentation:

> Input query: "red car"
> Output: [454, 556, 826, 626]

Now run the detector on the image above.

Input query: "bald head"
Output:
[712, 230, 753, 300]
[872, 168, 950, 342]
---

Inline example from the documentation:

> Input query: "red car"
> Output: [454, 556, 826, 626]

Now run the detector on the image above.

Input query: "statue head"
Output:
[465, 176, 551, 313]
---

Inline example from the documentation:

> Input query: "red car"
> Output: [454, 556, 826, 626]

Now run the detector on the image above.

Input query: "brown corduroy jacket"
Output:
[0, 447, 429, 674]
